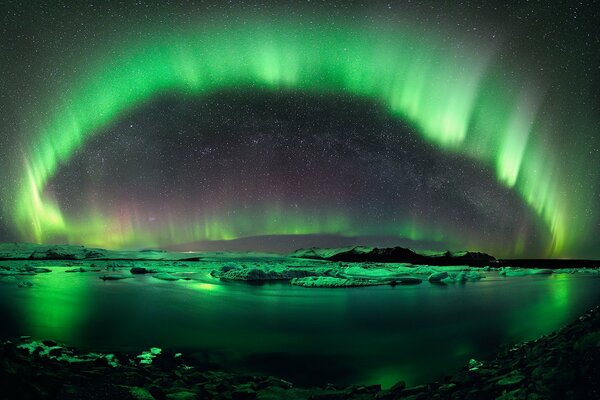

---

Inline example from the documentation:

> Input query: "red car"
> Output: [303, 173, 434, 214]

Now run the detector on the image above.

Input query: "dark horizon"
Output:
[2, 239, 600, 264]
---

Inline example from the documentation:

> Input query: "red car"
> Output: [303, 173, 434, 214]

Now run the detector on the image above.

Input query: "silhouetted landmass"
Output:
[291, 245, 497, 266]
[0, 243, 598, 269]
[291, 246, 600, 269]
[0, 243, 276, 262]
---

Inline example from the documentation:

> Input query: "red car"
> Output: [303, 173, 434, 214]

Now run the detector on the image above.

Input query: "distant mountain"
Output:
[0, 242, 284, 261]
[0, 243, 185, 261]
[0, 243, 106, 260]
[0, 242, 596, 268]
[289, 245, 374, 260]
[290, 245, 497, 266]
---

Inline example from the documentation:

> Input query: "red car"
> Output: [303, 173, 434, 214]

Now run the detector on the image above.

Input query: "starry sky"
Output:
[1, 1, 599, 257]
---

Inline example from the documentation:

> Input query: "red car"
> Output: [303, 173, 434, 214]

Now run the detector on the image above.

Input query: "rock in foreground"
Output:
[1, 306, 599, 399]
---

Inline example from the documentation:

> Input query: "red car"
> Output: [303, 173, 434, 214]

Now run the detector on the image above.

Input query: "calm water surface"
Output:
[1, 266, 599, 388]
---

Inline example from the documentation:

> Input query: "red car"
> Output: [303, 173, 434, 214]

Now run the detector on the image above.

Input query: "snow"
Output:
[16, 340, 120, 367]
[291, 276, 384, 288]
[137, 347, 162, 365]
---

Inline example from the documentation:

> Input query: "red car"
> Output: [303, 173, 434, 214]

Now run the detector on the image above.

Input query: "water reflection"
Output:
[21, 267, 91, 342]
[506, 274, 579, 340]
[0, 269, 598, 388]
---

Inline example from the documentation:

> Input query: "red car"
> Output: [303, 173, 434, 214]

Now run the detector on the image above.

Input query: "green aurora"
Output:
[9, 19, 596, 256]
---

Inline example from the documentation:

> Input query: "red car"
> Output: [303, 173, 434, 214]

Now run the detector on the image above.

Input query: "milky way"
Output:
[1, 2, 599, 257]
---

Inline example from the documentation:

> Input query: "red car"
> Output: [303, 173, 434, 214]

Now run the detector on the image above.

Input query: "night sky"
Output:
[1, 1, 599, 257]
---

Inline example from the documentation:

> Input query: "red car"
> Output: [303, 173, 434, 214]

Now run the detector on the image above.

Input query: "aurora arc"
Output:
[13, 21, 580, 254]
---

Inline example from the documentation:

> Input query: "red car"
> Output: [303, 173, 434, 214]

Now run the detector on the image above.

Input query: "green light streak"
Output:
[48, 204, 446, 250]
[12, 20, 584, 254]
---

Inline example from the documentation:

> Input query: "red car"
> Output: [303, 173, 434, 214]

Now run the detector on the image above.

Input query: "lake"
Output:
[1, 264, 599, 388]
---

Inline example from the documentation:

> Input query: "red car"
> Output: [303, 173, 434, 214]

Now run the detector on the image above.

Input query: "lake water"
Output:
[1, 265, 599, 388]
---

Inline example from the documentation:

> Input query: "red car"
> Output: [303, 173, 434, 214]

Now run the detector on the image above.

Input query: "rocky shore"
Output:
[1, 306, 599, 400]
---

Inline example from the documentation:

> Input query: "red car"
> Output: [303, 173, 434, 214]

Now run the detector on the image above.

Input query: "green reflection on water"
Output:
[507, 274, 575, 340]
[6, 269, 599, 389]
[22, 268, 90, 342]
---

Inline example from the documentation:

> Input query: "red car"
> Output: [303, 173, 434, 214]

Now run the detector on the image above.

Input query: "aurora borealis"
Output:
[1, 1, 599, 257]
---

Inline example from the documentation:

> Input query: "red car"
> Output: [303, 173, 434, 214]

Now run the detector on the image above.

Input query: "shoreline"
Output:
[1, 306, 599, 399]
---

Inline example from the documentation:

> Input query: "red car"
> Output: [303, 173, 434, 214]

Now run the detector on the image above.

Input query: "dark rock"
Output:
[389, 381, 406, 393]
[66, 266, 99, 272]
[438, 383, 456, 392]
[258, 376, 293, 389]
[256, 386, 297, 400]
[397, 277, 422, 285]
[130, 267, 156, 274]
[99, 274, 131, 281]
[232, 384, 257, 400]
[147, 385, 166, 399]
[127, 386, 156, 400]
[496, 371, 525, 386]
[400, 384, 428, 396]
[428, 272, 449, 283]
[351, 384, 381, 394]
[309, 389, 352, 400]
[165, 389, 198, 400]
[48, 347, 63, 357]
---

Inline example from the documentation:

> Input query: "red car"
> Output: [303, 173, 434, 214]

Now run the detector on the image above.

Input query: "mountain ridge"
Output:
[290, 245, 497, 266]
